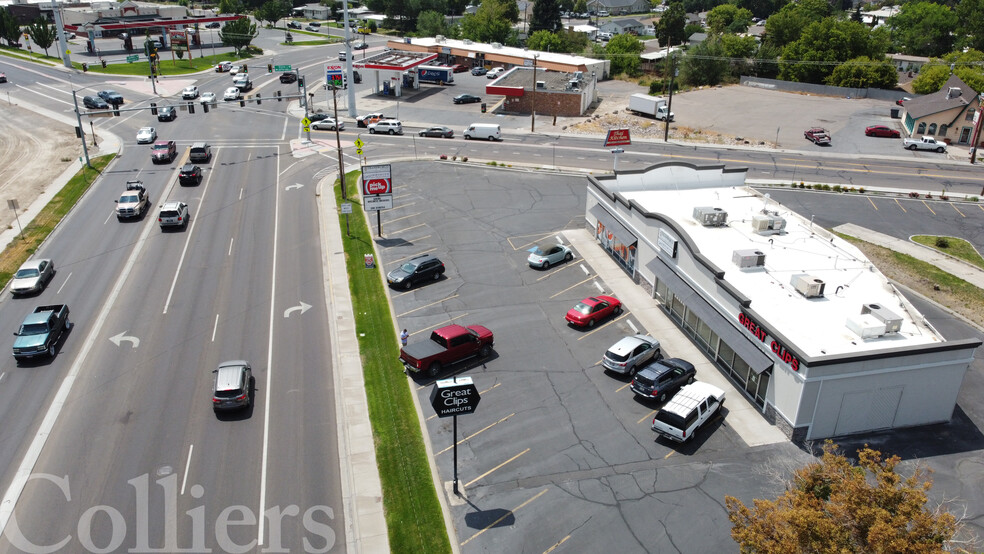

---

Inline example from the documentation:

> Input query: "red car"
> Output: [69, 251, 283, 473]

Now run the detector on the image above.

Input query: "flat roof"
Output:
[616, 184, 943, 357]
[399, 37, 599, 67]
[354, 49, 436, 71]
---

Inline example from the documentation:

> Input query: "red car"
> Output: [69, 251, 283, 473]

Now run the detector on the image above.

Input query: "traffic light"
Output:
[113, 106, 120, 116]
[75, 126, 82, 138]
[150, 102, 158, 115]
[239, 98, 245, 107]
[242, 64, 248, 73]
[101, 59, 107, 68]
[256, 93, 261, 105]
[276, 90, 282, 102]
[202, 101, 209, 113]
[297, 76, 304, 88]
[267, 63, 273, 73]
[187, 102, 195, 114]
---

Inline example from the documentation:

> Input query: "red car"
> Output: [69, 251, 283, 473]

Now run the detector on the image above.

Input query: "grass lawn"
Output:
[911, 235, 984, 270]
[332, 173, 452, 554]
[78, 52, 242, 76]
[0, 156, 114, 287]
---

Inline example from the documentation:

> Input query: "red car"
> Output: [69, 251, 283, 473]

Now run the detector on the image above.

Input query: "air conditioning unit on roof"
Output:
[751, 213, 786, 234]
[861, 303, 902, 334]
[491, 42, 502, 48]
[846, 314, 887, 339]
[791, 274, 825, 298]
[693, 206, 727, 227]
[732, 249, 765, 269]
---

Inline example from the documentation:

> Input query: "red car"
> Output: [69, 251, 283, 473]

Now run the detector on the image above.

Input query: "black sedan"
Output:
[307, 113, 330, 122]
[453, 94, 482, 104]
[353, 42, 368, 50]
[280, 72, 298, 84]
[470, 66, 488, 76]
[418, 126, 454, 138]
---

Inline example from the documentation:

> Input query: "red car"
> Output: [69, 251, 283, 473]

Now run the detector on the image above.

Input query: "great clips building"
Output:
[587, 162, 980, 441]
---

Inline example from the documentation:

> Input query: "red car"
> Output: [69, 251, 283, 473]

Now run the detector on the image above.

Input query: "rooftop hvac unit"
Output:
[791, 274, 825, 298]
[861, 303, 903, 334]
[463, 39, 473, 45]
[732, 249, 765, 269]
[536, 80, 546, 89]
[846, 314, 887, 339]
[693, 206, 728, 227]
[491, 42, 502, 48]
[436, 35, 445, 42]
[751, 213, 786, 233]
[573, 71, 584, 82]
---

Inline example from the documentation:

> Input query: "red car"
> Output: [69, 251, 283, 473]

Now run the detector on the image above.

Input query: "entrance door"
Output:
[959, 127, 972, 144]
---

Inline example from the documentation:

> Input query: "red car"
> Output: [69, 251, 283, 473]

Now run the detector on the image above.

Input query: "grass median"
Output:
[332, 172, 452, 554]
[0, 156, 114, 285]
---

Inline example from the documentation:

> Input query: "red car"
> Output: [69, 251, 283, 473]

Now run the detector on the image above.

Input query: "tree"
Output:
[218, 0, 245, 15]
[605, 33, 644, 76]
[763, 0, 829, 49]
[720, 33, 757, 77]
[826, 56, 898, 88]
[460, 0, 517, 44]
[956, 0, 984, 52]
[530, 0, 562, 33]
[888, 2, 957, 58]
[780, 18, 889, 84]
[218, 16, 259, 55]
[27, 17, 56, 57]
[680, 35, 729, 86]
[851, 5, 862, 23]
[706, 4, 752, 35]
[0, 7, 21, 46]
[573, 0, 587, 13]
[737, 0, 786, 20]
[726, 443, 959, 552]
[654, 1, 687, 47]
[912, 50, 984, 94]
[255, 0, 292, 27]
[416, 10, 449, 36]
[527, 30, 563, 52]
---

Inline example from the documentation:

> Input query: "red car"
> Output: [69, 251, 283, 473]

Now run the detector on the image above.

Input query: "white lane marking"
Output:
[0, 372, 5, 384]
[257, 146, 280, 546]
[627, 320, 639, 334]
[239, 188, 244, 201]
[593, 280, 604, 293]
[580, 264, 590, 275]
[104, 210, 115, 225]
[211, 314, 220, 342]
[180, 444, 194, 496]
[228, 237, 234, 256]
[162, 150, 220, 314]
[56, 272, 71, 295]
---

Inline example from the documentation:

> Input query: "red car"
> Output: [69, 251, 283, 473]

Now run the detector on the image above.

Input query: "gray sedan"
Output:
[10, 258, 55, 296]
[602, 334, 661, 376]
[527, 243, 573, 269]
[418, 126, 454, 138]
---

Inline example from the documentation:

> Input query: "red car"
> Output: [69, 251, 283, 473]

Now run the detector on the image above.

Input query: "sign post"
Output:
[341, 202, 352, 236]
[430, 376, 481, 494]
[362, 164, 393, 236]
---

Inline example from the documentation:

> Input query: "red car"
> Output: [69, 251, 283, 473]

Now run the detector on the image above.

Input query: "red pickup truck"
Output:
[400, 324, 494, 377]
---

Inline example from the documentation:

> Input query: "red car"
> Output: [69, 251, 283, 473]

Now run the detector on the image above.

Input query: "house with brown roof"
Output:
[902, 74, 981, 146]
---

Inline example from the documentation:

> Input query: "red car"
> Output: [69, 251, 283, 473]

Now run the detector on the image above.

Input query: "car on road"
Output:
[418, 126, 454, 138]
[10, 259, 55, 296]
[311, 118, 344, 131]
[224, 87, 241, 101]
[280, 72, 298, 84]
[200, 92, 216, 104]
[865, 125, 901, 138]
[151, 140, 177, 164]
[307, 113, 331, 122]
[486, 67, 505, 79]
[136, 127, 157, 144]
[338, 50, 347, 61]
[527, 243, 573, 269]
[453, 93, 482, 104]
[630, 358, 696, 402]
[116, 180, 149, 219]
[181, 85, 199, 99]
[368, 119, 403, 135]
[158, 106, 177, 122]
[356, 112, 386, 127]
[97, 90, 124, 106]
[305, 25, 321, 32]
[353, 41, 368, 50]
[158, 201, 190, 229]
[179, 164, 203, 185]
[804, 127, 831, 145]
[234, 78, 253, 92]
[212, 360, 253, 412]
[602, 334, 661, 376]
[229, 64, 243, 75]
[565, 295, 622, 327]
[470, 66, 488, 76]
[287, 21, 302, 29]
[205, 21, 221, 29]
[82, 95, 108, 109]
[386, 254, 445, 289]
[215, 61, 232, 72]
[450, 63, 468, 73]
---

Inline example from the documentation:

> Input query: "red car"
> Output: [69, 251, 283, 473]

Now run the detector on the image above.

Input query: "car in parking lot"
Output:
[527, 243, 572, 269]
[181, 86, 199, 99]
[565, 295, 621, 327]
[158, 106, 177, 121]
[200, 92, 216, 104]
[450, 64, 468, 73]
[211, 360, 252, 412]
[10, 259, 55, 296]
[224, 87, 241, 101]
[158, 201, 190, 229]
[651, 381, 725, 442]
[865, 125, 901, 138]
[386, 254, 445, 289]
[205, 21, 221, 29]
[368, 119, 403, 135]
[136, 127, 157, 144]
[804, 127, 830, 145]
[82, 95, 108, 109]
[418, 126, 454, 138]
[470, 66, 488, 76]
[486, 67, 505, 79]
[453, 93, 482, 104]
[97, 90, 124, 106]
[179, 164, 203, 185]
[602, 334, 661, 376]
[630, 358, 696, 402]
[280, 72, 298, 84]
[311, 118, 344, 131]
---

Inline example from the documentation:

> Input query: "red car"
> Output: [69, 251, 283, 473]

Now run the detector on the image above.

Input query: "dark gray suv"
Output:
[630, 358, 696, 402]
[212, 360, 252, 412]
[386, 254, 445, 289]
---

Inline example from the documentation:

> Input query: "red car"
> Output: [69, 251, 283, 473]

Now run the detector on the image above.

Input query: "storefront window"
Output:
[670, 295, 685, 324]
[731, 356, 751, 384]
[717, 341, 735, 370]
[755, 371, 769, 406]
[684, 307, 698, 337]
[696, 320, 714, 354]
[596, 221, 637, 274]
[655, 279, 668, 302]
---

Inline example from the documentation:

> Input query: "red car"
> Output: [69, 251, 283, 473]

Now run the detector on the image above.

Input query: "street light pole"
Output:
[330, 83, 347, 200]
[530, 53, 538, 133]
[70, 90, 92, 168]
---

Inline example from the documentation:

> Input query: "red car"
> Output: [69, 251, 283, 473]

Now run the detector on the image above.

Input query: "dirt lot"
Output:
[0, 104, 81, 234]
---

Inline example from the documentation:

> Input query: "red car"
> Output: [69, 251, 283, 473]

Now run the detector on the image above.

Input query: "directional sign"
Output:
[126, 54, 139, 63]
[604, 128, 631, 147]
[354, 138, 365, 148]
[341, 202, 353, 214]
[274, 64, 292, 71]
[109, 332, 140, 348]
[430, 377, 481, 418]
[356, 148, 364, 156]
[283, 301, 312, 318]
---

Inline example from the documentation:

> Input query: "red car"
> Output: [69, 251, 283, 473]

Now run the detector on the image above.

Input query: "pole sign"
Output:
[364, 194, 393, 211]
[604, 129, 631, 147]
[361, 164, 392, 195]
[325, 63, 344, 87]
[430, 377, 481, 418]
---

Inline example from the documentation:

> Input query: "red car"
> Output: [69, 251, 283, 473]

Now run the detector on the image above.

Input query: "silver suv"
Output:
[368, 120, 403, 135]
[158, 201, 189, 229]
[212, 360, 252, 412]
[602, 334, 661, 376]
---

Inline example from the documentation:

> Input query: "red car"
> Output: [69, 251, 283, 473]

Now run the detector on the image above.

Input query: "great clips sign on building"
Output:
[738, 311, 801, 371]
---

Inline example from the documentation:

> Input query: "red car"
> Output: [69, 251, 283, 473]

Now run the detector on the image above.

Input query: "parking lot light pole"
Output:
[330, 83, 347, 200]
[530, 53, 539, 133]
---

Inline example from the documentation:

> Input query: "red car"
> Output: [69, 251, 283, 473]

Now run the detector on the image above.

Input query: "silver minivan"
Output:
[463, 123, 502, 141]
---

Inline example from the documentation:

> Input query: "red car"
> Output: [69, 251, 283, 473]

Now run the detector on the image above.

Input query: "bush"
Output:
[858, 187, 865, 194]
[970, 196, 979, 202]
[935, 237, 950, 248]
[822, 184, 831, 191]
[832, 185, 842, 192]
[909, 191, 919, 198]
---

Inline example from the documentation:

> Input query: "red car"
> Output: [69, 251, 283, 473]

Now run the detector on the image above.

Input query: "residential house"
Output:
[902, 74, 981, 146]
[599, 18, 647, 36]
[688, 32, 708, 46]
[586, 0, 651, 15]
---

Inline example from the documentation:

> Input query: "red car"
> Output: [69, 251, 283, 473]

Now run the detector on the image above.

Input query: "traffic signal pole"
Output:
[70, 90, 92, 168]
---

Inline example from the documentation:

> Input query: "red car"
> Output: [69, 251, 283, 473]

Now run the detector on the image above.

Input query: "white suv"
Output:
[159, 201, 190, 229]
[368, 120, 403, 135]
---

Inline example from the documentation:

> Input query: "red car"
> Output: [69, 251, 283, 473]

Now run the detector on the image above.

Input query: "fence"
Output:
[739, 76, 910, 102]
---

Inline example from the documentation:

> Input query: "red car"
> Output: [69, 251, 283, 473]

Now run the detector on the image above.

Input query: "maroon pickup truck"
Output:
[400, 324, 494, 377]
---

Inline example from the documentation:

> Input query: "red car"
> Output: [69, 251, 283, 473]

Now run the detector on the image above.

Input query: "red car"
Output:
[865, 125, 901, 138]
[566, 295, 622, 327]
[450, 63, 468, 73]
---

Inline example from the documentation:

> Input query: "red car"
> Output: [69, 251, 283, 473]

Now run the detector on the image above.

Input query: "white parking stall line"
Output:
[580, 264, 590, 275]
[228, 237, 234, 256]
[593, 280, 604, 293]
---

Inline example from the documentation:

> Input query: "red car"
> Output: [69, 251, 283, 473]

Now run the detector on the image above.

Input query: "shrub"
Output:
[940, 195, 949, 200]
[909, 191, 919, 198]
[970, 196, 979, 202]
[822, 184, 831, 191]
[925, 193, 932, 198]
[832, 185, 842, 192]
[858, 187, 865, 194]
[935, 237, 950, 248]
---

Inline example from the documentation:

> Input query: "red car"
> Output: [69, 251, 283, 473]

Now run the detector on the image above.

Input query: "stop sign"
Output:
[362, 177, 391, 195]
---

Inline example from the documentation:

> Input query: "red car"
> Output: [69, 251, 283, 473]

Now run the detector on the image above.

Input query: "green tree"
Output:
[720, 33, 757, 77]
[218, 0, 245, 14]
[0, 7, 21, 46]
[605, 33, 644, 76]
[912, 50, 984, 94]
[218, 16, 259, 55]
[417, 10, 449, 36]
[726, 443, 959, 552]
[826, 56, 898, 88]
[573, 0, 587, 13]
[780, 18, 888, 84]
[460, 0, 517, 44]
[706, 4, 752, 35]
[655, 1, 687, 47]
[737, 0, 786, 20]
[750, 42, 781, 78]
[27, 17, 56, 57]
[527, 29, 563, 51]
[956, 0, 984, 51]
[763, 0, 829, 49]
[255, 0, 292, 27]
[888, 1, 957, 57]
[530, 0, 562, 33]
[680, 35, 729, 85]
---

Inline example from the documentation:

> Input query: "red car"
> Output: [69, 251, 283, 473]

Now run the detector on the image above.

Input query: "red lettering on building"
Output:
[739, 312, 801, 372]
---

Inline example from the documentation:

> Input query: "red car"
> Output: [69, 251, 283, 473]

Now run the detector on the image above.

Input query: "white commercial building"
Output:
[586, 162, 981, 440]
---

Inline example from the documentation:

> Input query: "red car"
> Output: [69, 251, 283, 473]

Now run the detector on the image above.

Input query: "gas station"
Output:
[352, 49, 439, 98]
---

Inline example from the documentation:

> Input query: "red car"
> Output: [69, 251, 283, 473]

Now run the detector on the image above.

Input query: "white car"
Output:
[486, 67, 504, 79]
[136, 127, 157, 144]
[200, 92, 216, 104]
[223, 87, 241, 101]
[368, 120, 402, 135]
[215, 61, 232, 72]
[229, 65, 242, 75]
[233, 73, 249, 85]
[181, 86, 199, 99]
[312, 118, 345, 131]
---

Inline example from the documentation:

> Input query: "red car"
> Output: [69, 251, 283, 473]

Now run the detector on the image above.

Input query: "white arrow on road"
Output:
[283, 302, 312, 318]
[285, 183, 304, 191]
[109, 332, 140, 348]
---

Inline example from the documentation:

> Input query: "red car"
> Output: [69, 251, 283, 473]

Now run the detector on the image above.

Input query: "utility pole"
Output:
[342, 0, 357, 117]
[530, 53, 539, 133]
[664, 56, 677, 143]
[330, 83, 347, 199]
[71, 90, 92, 168]
[971, 91, 983, 164]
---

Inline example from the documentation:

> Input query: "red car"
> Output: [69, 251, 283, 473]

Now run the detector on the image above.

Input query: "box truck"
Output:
[628, 93, 674, 121]
[417, 65, 454, 84]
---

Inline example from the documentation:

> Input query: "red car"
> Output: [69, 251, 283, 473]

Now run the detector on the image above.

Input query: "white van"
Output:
[464, 123, 502, 141]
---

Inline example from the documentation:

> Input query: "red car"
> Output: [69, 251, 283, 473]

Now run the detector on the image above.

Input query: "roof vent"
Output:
[791, 274, 825, 298]
[861, 303, 902, 334]
[436, 34, 445, 42]
[732, 249, 765, 269]
[751, 213, 786, 234]
[946, 87, 962, 99]
[492, 42, 502, 48]
[693, 206, 728, 227]
[846, 314, 887, 339]
[536, 80, 545, 89]
[463, 39, 473, 44]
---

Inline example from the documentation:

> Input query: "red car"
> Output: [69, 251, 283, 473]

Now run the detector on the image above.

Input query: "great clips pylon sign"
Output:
[738, 311, 800, 371]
